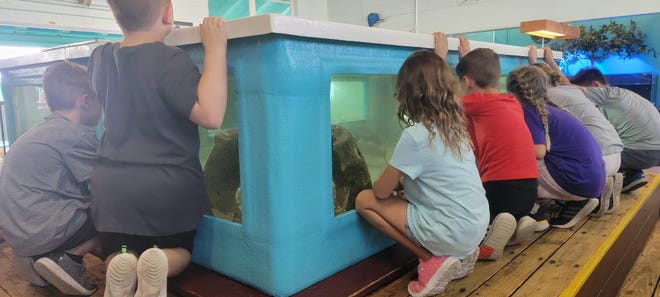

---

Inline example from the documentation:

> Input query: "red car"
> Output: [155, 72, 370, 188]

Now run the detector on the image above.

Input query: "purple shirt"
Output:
[523, 104, 605, 198]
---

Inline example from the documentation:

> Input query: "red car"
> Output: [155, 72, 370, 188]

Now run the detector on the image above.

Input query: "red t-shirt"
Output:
[462, 92, 538, 182]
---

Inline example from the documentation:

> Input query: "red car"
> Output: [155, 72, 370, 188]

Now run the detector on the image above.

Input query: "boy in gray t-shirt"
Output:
[0, 62, 101, 295]
[572, 68, 660, 193]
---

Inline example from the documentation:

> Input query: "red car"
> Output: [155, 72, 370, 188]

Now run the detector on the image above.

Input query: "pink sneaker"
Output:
[407, 256, 460, 297]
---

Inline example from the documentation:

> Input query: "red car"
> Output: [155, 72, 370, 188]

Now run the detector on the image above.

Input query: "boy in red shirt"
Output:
[435, 34, 539, 260]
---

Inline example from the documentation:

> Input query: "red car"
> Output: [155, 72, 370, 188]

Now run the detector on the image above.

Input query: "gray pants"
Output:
[620, 148, 660, 171]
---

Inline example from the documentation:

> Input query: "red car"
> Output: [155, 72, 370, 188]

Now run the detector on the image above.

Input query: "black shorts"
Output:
[483, 178, 538, 222]
[98, 231, 196, 260]
[34, 216, 97, 259]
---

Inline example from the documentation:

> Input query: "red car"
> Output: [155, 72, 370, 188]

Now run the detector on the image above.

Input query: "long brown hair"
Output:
[395, 50, 470, 158]
[506, 66, 552, 151]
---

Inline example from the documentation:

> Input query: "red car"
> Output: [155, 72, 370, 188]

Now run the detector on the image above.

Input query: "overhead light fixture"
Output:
[520, 19, 580, 40]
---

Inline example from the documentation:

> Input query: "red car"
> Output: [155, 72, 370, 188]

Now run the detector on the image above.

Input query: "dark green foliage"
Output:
[552, 20, 657, 66]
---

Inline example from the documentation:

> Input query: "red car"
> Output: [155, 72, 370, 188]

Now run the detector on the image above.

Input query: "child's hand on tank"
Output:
[527, 45, 537, 64]
[542, 47, 555, 64]
[457, 36, 470, 59]
[433, 32, 448, 59]
[200, 16, 227, 54]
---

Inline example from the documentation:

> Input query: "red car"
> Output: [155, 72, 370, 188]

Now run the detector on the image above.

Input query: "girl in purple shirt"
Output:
[507, 66, 605, 229]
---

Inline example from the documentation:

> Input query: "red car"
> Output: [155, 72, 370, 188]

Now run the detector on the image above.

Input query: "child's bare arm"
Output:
[373, 165, 403, 200]
[433, 32, 448, 60]
[457, 36, 470, 59]
[191, 16, 228, 129]
[543, 47, 572, 86]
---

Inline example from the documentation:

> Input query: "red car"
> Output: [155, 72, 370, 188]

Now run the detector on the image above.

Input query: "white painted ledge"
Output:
[0, 14, 561, 69]
[166, 14, 562, 59]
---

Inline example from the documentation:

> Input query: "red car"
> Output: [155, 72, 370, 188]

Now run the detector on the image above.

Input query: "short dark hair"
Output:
[456, 48, 501, 88]
[42, 62, 90, 111]
[107, 0, 171, 32]
[570, 68, 609, 86]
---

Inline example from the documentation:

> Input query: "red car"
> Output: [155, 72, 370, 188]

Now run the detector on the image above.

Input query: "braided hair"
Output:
[531, 63, 561, 87]
[506, 66, 552, 151]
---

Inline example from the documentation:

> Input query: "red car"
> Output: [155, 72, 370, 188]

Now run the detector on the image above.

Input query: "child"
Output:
[571, 68, 660, 193]
[446, 35, 539, 259]
[507, 66, 605, 229]
[355, 35, 489, 297]
[87, 0, 227, 295]
[0, 61, 101, 295]
[528, 47, 624, 216]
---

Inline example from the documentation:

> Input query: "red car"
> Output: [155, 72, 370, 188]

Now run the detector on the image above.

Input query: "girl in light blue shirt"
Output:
[355, 38, 489, 297]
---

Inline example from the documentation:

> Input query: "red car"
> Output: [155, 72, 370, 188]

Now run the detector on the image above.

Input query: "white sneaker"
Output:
[134, 248, 168, 297]
[590, 176, 612, 217]
[507, 216, 536, 246]
[454, 248, 479, 279]
[479, 213, 516, 260]
[104, 252, 138, 297]
[607, 173, 623, 214]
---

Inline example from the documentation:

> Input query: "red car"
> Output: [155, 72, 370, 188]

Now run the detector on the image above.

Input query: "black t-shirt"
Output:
[89, 42, 201, 171]
[88, 42, 207, 236]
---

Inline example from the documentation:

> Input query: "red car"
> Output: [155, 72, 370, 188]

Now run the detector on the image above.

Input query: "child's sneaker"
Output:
[590, 176, 612, 217]
[33, 252, 97, 295]
[621, 170, 648, 193]
[12, 254, 49, 287]
[507, 216, 536, 246]
[607, 173, 623, 214]
[104, 252, 138, 297]
[478, 212, 516, 260]
[407, 256, 460, 297]
[530, 199, 560, 232]
[550, 199, 599, 229]
[454, 248, 479, 279]
[134, 248, 168, 297]
[534, 219, 550, 232]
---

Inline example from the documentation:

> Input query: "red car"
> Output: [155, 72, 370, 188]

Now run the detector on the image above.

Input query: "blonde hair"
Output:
[506, 66, 552, 151]
[395, 50, 470, 158]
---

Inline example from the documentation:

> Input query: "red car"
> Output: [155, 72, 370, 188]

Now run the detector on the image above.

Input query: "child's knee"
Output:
[355, 189, 375, 212]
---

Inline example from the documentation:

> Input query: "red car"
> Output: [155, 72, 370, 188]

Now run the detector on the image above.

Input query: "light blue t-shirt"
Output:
[389, 124, 489, 257]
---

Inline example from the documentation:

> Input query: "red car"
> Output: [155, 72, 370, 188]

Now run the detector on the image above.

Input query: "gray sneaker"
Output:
[33, 253, 97, 295]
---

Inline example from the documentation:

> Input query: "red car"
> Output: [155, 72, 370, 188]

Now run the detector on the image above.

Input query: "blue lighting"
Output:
[564, 56, 656, 76]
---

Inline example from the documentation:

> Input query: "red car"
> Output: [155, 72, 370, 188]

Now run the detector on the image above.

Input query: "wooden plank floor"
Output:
[0, 172, 657, 297]
[370, 172, 659, 297]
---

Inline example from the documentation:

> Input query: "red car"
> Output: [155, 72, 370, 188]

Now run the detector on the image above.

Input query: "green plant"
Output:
[551, 20, 657, 67]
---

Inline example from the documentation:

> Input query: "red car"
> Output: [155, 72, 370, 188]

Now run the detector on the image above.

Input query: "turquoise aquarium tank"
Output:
[0, 14, 554, 297]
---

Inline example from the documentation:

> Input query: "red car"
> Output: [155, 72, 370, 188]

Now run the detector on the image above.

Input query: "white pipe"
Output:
[414, 0, 418, 33]
[289, 0, 295, 16]
[249, 0, 256, 16]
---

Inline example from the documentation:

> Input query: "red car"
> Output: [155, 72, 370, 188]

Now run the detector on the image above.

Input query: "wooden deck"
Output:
[0, 172, 658, 297]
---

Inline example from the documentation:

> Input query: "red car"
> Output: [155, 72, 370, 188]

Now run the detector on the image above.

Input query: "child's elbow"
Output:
[192, 113, 224, 129]
[200, 117, 223, 130]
